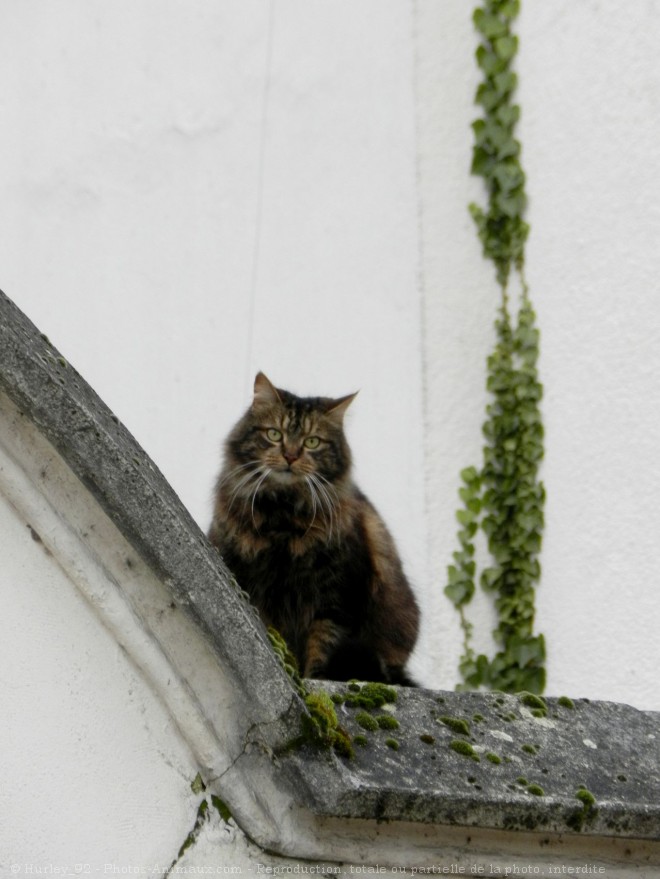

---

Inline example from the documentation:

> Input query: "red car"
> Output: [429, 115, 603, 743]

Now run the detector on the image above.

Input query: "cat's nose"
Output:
[283, 450, 299, 466]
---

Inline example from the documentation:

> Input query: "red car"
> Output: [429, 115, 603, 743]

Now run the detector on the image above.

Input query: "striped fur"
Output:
[209, 373, 419, 684]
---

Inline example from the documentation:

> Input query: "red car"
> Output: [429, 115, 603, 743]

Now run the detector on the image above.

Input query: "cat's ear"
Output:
[325, 391, 358, 422]
[253, 372, 281, 406]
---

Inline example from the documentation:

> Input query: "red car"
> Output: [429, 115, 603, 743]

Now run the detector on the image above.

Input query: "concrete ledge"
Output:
[306, 682, 660, 839]
[1, 288, 659, 866]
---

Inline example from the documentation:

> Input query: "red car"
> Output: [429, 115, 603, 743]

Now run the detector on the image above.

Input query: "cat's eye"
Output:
[303, 436, 321, 450]
[266, 428, 282, 442]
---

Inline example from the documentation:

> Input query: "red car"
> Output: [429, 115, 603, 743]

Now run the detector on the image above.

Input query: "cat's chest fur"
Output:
[223, 498, 371, 614]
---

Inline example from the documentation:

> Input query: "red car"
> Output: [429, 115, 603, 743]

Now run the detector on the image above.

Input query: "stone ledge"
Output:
[1, 288, 659, 859]
[304, 681, 660, 840]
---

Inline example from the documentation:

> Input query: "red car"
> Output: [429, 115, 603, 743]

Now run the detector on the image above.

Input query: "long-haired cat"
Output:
[209, 372, 419, 685]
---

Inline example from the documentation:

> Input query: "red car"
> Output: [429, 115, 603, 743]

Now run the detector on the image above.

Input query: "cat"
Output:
[208, 372, 420, 685]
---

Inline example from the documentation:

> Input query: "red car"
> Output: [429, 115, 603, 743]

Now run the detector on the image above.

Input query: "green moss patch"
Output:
[376, 714, 400, 731]
[439, 715, 471, 736]
[518, 692, 547, 711]
[301, 691, 354, 759]
[450, 740, 480, 762]
[568, 788, 598, 832]
[355, 711, 379, 732]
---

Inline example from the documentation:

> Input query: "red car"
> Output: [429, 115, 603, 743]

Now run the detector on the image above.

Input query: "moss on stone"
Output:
[439, 715, 471, 736]
[486, 752, 502, 764]
[568, 788, 598, 832]
[353, 734, 368, 747]
[518, 692, 547, 711]
[190, 773, 206, 795]
[450, 740, 480, 761]
[376, 714, 400, 731]
[558, 695, 575, 709]
[267, 627, 304, 694]
[344, 681, 397, 710]
[304, 691, 337, 735]
[575, 788, 596, 808]
[420, 733, 435, 745]
[361, 682, 398, 705]
[385, 738, 400, 751]
[527, 783, 545, 797]
[355, 711, 379, 732]
[210, 795, 232, 823]
[300, 690, 354, 759]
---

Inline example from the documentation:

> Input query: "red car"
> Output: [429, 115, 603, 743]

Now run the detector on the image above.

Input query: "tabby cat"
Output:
[209, 372, 419, 685]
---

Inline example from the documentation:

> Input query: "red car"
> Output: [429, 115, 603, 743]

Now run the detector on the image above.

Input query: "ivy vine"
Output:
[445, 0, 546, 694]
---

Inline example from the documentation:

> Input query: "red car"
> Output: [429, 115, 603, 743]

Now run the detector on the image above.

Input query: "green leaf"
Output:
[473, 9, 508, 39]
[494, 35, 518, 61]
[481, 566, 502, 592]
[493, 70, 518, 96]
[460, 466, 480, 485]
[456, 509, 477, 526]
[445, 580, 474, 608]
[448, 0, 544, 697]
[499, 0, 521, 19]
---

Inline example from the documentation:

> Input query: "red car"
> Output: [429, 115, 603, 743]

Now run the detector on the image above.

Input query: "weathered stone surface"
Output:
[306, 682, 660, 839]
[0, 289, 300, 731]
[2, 288, 659, 846]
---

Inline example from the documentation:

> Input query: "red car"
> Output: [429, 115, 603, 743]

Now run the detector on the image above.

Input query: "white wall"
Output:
[0, 0, 426, 623]
[2, 0, 659, 711]
[0, 487, 197, 868]
[417, 0, 660, 709]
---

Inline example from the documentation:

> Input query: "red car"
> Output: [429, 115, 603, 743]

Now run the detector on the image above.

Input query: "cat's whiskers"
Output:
[314, 472, 343, 539]
[303, 476, 319, 537]
[250, 467, 272, 530]
[216, 459, 262, 488]
[226, 465, 267, 515]
[314, 471, 341, 504]
[307, 471, 338, 544]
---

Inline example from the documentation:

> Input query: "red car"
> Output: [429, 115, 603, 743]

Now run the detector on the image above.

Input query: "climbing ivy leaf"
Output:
[445, 0, 545, 695]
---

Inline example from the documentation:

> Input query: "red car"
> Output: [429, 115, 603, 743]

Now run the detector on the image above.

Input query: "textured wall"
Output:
[416, 0, 660, 708]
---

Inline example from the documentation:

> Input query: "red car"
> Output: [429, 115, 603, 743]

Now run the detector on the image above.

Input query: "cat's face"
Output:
[227, 373, 356, 488]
